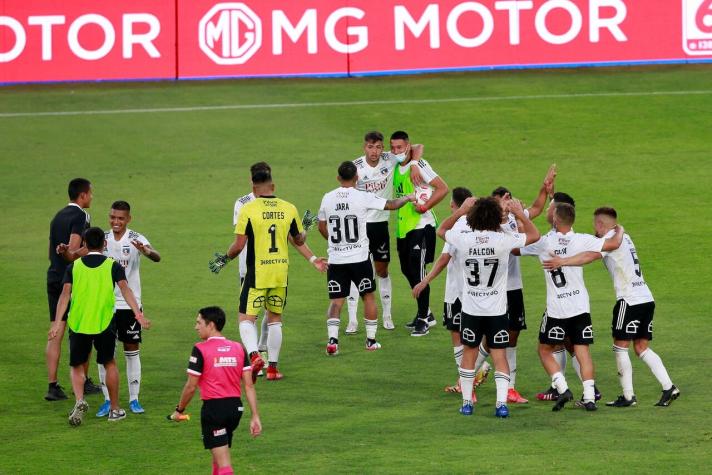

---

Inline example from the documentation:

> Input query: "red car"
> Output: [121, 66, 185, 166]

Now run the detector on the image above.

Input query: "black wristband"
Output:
[175, 405, 185, 413]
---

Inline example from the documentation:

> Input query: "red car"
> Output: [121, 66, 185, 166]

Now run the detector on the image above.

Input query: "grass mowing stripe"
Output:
[1, 89, 711, 118]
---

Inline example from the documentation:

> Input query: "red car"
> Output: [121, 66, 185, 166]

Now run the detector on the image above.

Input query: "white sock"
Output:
[571, 354, 583, 382]
[378, 276, 392, 319]
[239, 320, 259, 354]
[506, 347, 517, 388]
[459, 368, 475, 404]
[347, 284, 359, 324]
[552, 371, 569, 394]
[97, 363, 110, 401]
[365, 319, 377, 340]
[639, 348, 673, 390]
[258, 315, 269, 349]
[327, 318, 340, 341]
[125, 350, 141, 402]
[613, 345, 635, 399]
[267, 322, 282, 364]
[554, 349, 567, 373]
[494, 371, 510, 407]
[583, 379, 595, 403]
[474, 344, 489, 372]
[453, 345, 464, 369]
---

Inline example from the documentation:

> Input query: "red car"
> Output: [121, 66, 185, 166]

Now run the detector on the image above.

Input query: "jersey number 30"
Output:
[329, 215, 359, 244]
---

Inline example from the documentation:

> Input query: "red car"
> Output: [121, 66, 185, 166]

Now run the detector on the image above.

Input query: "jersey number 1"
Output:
[268, 224, 278, 253]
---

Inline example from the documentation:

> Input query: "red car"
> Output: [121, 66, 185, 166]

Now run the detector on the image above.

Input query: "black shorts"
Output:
[367, 221, 390, 262]
[47, 280, 68, 322]
[460, 312, 510, 349]
[442, 299, 462, 332]
[327, 259, 375, 299]
[396, 225, 437, 267]
[612, 300, 655, 341]
[68, 321, 117, 367]
[115, 308, 142, 344]
[201, 397, 243, 450]
[539, 312, 594, 346]
[506, 289, 527, 331]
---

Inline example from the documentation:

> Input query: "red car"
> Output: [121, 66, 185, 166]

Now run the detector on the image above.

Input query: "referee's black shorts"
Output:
[201, 397, 244, 449]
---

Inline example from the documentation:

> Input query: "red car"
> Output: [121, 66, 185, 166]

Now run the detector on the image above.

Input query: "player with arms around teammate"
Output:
[319, 162, 415, 354]
[171, 307, 261, 475]
[210, 169, 327, 381]
[543, 207, 679, 407]
[48, 227, 151, 426]
[345, 131, 424, 333]
[438, 197, 540, 417]
[518, 203, 623, 411]
[391, 130, 449, 336]
[95, 200, 161, 417]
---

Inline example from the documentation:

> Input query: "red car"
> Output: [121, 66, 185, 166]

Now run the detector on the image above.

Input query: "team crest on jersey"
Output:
[380, 167, 389, 175]
[122, 246, 131, 256]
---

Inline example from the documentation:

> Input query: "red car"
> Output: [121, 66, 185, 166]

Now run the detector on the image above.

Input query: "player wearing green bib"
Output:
[391, 131, 449, 336]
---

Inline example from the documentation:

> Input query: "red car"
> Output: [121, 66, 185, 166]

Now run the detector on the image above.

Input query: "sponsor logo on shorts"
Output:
[548, 326, 565, 340]
[462, 328, 476, 343]
[358, 278, 373, 292]
[189, 356, 197, 363]
[213, 428, 227, 437]
[493, 330, 509, 344]
[648, 321, 653, 333]
[328, 280, 342, 293]
[582, 325, 594, 339]
[625, 320, 640, 334]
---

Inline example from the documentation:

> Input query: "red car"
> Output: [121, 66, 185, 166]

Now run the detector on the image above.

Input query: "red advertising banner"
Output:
[0, 0, 175, 83]
[1, 0, 711, 84]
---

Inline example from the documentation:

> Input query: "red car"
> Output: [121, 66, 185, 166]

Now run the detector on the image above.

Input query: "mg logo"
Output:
[683, 0, 712, 55]
[199, 3, 262, 65]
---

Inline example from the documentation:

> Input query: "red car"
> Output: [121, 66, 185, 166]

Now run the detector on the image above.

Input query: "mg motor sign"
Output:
[199, 3, 262, 65]
[683, 0, 712, 55]
[0, 0, 174, 83]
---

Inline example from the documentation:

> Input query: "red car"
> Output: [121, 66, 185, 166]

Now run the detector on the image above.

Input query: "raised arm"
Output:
[437, 197, 475, 240]
[56, 233, 88, 262]
[601, 225, 624, 252]
[132, 241, 161, 262]
[509, 199, 540, 245]
[384, 193, 416, 210]
[408, 144, 425, 187]
[527, 164, 557, 220]
[542, 251, 602, 270]
[418, 176, 448, 214]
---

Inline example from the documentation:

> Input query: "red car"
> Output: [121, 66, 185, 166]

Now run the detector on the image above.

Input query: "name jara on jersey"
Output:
[335, 203, 349, 211]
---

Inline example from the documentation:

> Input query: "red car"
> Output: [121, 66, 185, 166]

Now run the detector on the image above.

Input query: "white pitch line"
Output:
[0, 89, 710, 118]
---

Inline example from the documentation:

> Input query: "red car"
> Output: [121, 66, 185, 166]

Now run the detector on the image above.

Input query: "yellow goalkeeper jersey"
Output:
[235, 196, 303, 288]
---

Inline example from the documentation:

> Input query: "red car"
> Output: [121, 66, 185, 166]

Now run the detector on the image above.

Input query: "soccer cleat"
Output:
[96, 400, 111, 417]
[655, 385, 680, 407]
[444, 381, 462, 393]
[258, 345, 268, 353]
[471, 389, 478, 404]
[537, 386, 558, 401]
[84, 377, 102, 395]
[425, 313, 437, 328]
[382, 316, 395, 330]
[474, 362, 491, 387]
[68, 400, 89, 427]
[581, 401, 598, 411]
[345, 321, 358, 335]
[365, 340, 382, 351]
[410, 319, 430, 337]
[266, 367, 283, 381]
[507, 388, 529, 404]
[250, 353, 265, 384]
[45, 383, 68, 401]
[460, 402, 474, 416]
[594, 385, 602, 401]
[495, 404, 510, 418]
[552, 389, 574, 412]
[606, 395, 638, 407]
[129, 399, 145, 414]
[326, 338, 339, 356]
[108, 408, 127, 422]
[405, 315, 419, 329]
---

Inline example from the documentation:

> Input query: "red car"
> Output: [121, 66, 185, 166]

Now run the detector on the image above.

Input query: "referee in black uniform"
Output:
[45, 178, 101, 400]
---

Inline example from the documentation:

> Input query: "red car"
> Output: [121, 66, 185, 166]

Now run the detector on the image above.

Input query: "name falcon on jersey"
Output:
[468, 247, 496, 256]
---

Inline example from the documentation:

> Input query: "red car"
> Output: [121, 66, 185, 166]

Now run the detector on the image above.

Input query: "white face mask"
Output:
[393, 152, 407, 163]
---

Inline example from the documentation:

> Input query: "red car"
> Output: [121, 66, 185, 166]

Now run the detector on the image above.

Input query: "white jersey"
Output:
[233, 192, 255, 278]
[445, 227, 526, 316]
[398, 158, 439, 230]
[354, 152, 397, 223]
[442, 216, 469, 304]
[318, 187, 387, 264]
[521, 230, 604, 319]
[601, 230, 654, 305]
[500, 210, 529, 291]
[104, 229, 150, 309]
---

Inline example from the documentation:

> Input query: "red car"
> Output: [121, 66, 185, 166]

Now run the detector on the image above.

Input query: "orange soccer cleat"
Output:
[266, 366, 283, 381]
[507, 387, 529, 404]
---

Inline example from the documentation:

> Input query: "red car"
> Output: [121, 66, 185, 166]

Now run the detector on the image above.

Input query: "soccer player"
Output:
[318, 161, 415, 354]
[48, 227, 150, 426]
[170, 307, 261, 475]
[438, 197, 540, 417]
[46, 178, 101, 401]
[345, 131, 423, 333]
[542, 207, 679, 407]
[517, 203, 624, 411]
[209, 169, 327, 381]
[391, 130, 449, 336]
[95, 200, 161, 417]
[234, 162, 272, 367]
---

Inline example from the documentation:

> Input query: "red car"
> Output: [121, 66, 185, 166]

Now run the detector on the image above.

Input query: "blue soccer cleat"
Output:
[96, 400, 111, 418]
[129, 399, 145, 414]
[495, 404, 510, 418]
[459, 402, 474, 416]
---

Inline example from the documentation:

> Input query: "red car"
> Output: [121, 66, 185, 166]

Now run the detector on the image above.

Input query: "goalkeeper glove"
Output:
[302, 209, 318, 232]
[209, 252, 231, 274]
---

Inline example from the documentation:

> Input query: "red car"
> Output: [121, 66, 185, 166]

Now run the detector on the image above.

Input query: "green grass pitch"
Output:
[0, 65, 711, 474]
